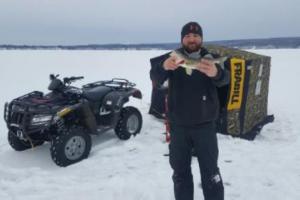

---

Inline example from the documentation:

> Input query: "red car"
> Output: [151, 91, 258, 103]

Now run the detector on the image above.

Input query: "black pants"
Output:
[169, 122, 224, 200]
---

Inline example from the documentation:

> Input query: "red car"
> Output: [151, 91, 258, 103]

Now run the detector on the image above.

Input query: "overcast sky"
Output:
[0, 0, 299, 45]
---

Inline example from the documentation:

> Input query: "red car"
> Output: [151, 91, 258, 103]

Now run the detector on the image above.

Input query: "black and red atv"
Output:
[4, 74, 143, 167]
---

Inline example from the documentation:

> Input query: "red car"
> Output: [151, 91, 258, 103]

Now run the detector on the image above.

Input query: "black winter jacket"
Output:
[150, 47, 229, 126]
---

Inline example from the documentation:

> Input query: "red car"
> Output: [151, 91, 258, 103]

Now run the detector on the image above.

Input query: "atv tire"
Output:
[8, 131, 44, 151]
[50, 127, 91, 167]
[115, 106, 142, 140]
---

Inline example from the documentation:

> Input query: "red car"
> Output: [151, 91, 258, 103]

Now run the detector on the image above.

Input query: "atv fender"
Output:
[56, 100, 97, 134]
[102, 89, 142, 126]
[102, 89, 142, 111]
[130, 88, 142, 99]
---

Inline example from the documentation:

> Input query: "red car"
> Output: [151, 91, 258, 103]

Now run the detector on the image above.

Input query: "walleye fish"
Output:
[170, 50, 227, 70]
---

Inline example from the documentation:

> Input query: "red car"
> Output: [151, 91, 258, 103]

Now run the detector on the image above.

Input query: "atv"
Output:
[4, 74, 143, 167]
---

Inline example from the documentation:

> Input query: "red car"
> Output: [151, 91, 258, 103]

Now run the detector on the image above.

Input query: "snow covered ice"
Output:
[0, 49, 299, 200]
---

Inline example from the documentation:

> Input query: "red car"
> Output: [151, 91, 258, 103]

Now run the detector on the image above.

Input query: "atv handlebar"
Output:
[48, 74, 84, 92]
[63, 76, 84, 84]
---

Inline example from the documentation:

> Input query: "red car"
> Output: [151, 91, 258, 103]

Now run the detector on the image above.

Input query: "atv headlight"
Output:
[31, 114, 53, 125]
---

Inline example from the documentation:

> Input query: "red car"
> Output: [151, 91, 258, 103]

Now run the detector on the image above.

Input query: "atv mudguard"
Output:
[102, 88, 142, 111]
[56, 100, 98, 134]
[101, 88, 142, 127]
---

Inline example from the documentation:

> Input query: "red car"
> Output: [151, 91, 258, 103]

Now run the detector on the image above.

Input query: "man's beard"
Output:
[182, 42, 202, 53]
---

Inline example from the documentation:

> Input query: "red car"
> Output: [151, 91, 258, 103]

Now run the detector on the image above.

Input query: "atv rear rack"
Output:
[83, 78, 136, 90]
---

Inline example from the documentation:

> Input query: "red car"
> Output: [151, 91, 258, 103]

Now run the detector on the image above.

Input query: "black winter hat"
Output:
[181, 22, 203, 41]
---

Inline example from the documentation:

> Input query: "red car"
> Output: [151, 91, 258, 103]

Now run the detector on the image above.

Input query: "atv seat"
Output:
[82, 86, 112, 102]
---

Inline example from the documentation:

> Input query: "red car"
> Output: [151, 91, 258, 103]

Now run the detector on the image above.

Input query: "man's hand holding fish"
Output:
[162, 56, 181, 71]
[196, 58, 218, 77]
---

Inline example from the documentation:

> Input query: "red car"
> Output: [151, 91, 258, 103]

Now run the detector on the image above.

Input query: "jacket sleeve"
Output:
[202, 51, 230, 87]
[211, 63, 230, 87]
[150, 52, 171, 87]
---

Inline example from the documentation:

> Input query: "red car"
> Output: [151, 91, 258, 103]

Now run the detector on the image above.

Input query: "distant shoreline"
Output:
[1, 37, 300, 50]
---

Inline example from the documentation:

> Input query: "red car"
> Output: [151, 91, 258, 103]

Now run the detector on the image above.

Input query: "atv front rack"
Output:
[15, 91, 44, 102]
[4, 91, 45, 124]
[4, 91, 59, 134]
[83, 78, 136, 89]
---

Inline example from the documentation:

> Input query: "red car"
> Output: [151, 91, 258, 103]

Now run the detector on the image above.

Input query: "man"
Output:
[150, 22, 229, 200]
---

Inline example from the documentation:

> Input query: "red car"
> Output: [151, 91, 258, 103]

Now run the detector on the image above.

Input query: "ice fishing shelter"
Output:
[149, 45, 274, 140]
